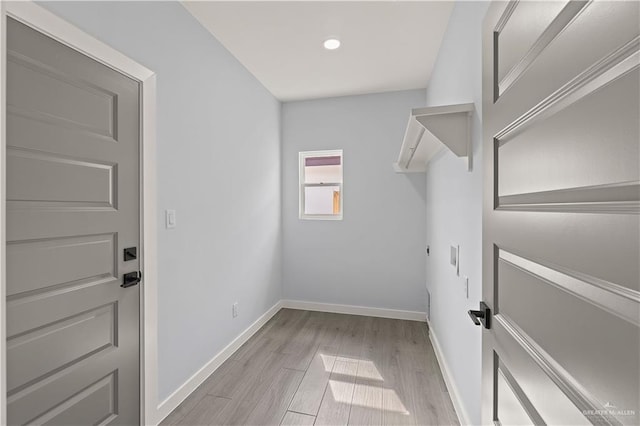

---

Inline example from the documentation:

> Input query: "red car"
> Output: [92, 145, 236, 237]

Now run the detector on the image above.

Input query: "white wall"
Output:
[282, 90, 427, 313]
[424, 2, 489, 424]
[39, 1, 283, 402]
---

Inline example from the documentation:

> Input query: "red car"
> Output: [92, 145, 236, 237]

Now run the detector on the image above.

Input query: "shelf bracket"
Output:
[394, 103, 475, 173]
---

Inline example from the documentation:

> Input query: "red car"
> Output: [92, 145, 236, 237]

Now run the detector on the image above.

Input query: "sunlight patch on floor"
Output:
[327, 380, 410, 414]
[319, 353, 334, 371]
[355, 359, 384, 381]
[382, 388, 411, 415]
[319, 354, 384, 383]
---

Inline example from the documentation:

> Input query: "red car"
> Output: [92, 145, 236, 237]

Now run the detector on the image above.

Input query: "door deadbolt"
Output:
[124, 247, 137, 261]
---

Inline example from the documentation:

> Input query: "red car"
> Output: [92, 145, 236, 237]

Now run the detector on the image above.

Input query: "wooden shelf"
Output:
[393, 103, 474, 173]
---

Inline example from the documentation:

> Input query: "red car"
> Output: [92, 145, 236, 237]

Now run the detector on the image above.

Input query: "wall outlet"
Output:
[463, 276, 469, 299]
[232, 302, 238, 318]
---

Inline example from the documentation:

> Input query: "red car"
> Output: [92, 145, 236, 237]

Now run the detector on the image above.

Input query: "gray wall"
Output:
[423, 2, 489, 424]
[282, 90, 427, 312]
[39, 2, 283, 401]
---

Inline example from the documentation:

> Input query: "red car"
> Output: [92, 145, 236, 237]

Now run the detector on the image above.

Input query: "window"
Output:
[299, 150, 343, 220]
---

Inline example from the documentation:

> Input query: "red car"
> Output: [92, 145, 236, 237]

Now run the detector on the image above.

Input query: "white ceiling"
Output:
[183, 1, 454, 102]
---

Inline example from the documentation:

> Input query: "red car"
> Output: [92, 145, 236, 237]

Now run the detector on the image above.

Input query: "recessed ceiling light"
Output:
[323, 38, 341, 50]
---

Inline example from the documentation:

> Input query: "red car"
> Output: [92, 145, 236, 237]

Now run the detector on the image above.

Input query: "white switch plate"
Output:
[165, 209, 176, 229]
[232, 302, 238, 318]
[451, 245, 460, 276]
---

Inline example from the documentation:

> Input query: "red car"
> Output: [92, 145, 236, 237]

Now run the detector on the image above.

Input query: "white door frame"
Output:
[0, 2, 159, 424]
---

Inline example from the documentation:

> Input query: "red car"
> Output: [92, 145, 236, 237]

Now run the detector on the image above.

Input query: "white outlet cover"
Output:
[166, 209, 176, 229]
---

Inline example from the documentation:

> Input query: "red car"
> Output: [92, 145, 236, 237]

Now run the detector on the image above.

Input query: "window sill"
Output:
[299, 214, 343, 221]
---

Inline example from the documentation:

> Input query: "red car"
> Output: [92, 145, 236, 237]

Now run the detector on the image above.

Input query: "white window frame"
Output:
[299, 149, 343, 221]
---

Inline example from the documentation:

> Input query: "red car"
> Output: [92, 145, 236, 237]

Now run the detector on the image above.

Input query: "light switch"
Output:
[166, 209, 176, 229]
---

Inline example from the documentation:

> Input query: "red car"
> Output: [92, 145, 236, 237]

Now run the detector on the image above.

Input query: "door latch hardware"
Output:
[124, 247, 137, 261]
[122, 271, 142, 288]
[468, 301, 491, 329]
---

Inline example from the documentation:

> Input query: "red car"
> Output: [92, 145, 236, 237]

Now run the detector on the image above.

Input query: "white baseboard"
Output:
[153, 300, 283, 425]
[427, 322, 470, 425]
[282, 299, 426, 322]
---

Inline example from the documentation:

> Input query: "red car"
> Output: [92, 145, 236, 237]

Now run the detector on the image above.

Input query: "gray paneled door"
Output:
[482, 1, 639, 425]
[6, 18, 140, 425]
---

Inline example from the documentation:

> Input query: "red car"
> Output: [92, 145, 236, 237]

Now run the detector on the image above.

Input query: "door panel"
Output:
[494, 1, 639, 106]
[7, 148, 116, 207]
[497, 253, 639, 413]
[495, 356, 544, 426]
[6, 56, 116, 138]
[493, 327, 589, 426]
[6, 18, 140, 425]
[43, 372, 118, 426]
[496, 0, 571, 92]
[7, 234, 115, 296]
[483, 1, 640, 425]
[497, 68, 639, 197]
[7, 303, 116, 391]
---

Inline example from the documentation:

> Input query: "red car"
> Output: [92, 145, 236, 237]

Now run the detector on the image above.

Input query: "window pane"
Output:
[299, 150, 343, 219]
[304, 185, 340, 215]
[304, 164, 342, 184]
[305, 156, 341, 167]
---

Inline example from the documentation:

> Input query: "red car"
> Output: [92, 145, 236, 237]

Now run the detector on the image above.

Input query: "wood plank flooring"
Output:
[161, 309, 459, 426]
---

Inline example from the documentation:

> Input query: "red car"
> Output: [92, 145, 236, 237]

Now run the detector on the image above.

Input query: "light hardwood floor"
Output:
[161, 309, 459, 426]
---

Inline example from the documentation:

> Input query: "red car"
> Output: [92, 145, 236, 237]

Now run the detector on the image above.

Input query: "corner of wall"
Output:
[423, 2, 490, 424]
[278, 100, 285, 302]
